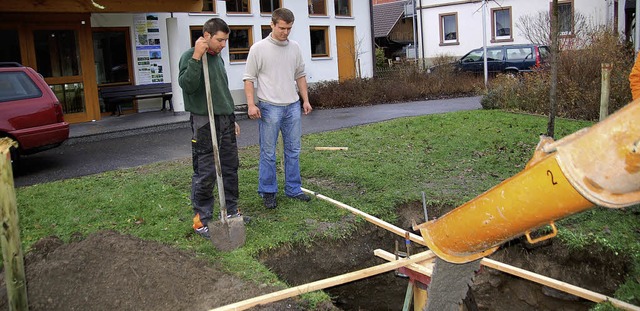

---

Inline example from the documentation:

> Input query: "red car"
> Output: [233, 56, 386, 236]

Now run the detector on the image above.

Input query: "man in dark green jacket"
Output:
[178, 18, 246, 239]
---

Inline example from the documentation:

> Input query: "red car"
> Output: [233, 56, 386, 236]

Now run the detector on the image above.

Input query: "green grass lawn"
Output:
[13, 109, 640, 308]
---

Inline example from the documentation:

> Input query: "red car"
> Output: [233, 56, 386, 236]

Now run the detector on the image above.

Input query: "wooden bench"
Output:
[100, 83, 173, 116]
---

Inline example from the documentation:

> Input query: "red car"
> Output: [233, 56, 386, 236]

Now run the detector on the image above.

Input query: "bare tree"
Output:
[516, 4, 593, 138]
[339, 33, 368, 79]
[517, 10, 589, 50]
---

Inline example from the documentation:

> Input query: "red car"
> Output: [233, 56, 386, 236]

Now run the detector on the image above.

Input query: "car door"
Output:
[485, 48, 504, 73]
[458, 49, 484, 73]
[505, 46, 534, 72]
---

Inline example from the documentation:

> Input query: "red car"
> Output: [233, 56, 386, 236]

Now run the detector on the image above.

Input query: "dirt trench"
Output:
[259, 200, 631, 311]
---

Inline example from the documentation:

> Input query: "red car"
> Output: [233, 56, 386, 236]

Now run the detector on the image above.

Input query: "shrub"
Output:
[375, 47, 386, 69]
[308, 64, 484, 109]
[482, 28, 634, 121]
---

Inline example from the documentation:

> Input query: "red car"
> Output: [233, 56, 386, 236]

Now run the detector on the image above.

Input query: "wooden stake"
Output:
[209, 250, 436, 311]
[314, 147, 348, 151]
[0, 138, 29, 311]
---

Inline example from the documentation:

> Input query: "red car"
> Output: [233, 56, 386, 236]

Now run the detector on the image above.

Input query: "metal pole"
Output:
[482, 0, 488, 88]
[636, 0, 640, 52]
[418, 0, 426, 69]
[411, 0, 418, 64]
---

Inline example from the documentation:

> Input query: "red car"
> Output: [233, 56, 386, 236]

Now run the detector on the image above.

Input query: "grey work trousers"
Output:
[190, 114, 239, 226]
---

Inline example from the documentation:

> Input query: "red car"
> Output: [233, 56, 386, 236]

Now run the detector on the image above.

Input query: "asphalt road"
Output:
[14, 97, 481, 187]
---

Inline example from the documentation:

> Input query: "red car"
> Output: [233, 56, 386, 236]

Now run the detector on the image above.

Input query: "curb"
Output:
[64, 110, 249, 146]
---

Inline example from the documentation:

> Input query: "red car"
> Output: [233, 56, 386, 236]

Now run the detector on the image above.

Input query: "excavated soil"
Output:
[0, 230, 334, 311]
[0, 200, 632, 311]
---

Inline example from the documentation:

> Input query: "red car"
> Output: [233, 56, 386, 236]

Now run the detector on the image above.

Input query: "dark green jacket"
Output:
[178, 48, 234, 116]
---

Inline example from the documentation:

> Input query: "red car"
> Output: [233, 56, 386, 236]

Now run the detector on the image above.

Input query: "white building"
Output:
[415, 0, 631, 63]
[91, 0, 375, 111]
[0, 0, 374, 123]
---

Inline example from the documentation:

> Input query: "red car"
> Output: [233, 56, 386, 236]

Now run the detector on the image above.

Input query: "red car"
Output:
[0, 62, 69, 170]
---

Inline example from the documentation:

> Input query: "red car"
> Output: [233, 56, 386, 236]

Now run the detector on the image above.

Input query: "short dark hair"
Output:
[203, 18, 230, 36]
[272, 8, 295, 24]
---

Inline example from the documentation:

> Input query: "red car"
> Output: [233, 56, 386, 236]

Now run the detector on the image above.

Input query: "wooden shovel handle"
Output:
[202, 54, 228, 223]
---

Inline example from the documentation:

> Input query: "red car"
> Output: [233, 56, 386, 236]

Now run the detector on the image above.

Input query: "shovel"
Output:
[201, 53, 246, 251]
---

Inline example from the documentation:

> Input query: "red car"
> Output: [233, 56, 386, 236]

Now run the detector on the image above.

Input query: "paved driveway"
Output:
[14, 96, 481, 187]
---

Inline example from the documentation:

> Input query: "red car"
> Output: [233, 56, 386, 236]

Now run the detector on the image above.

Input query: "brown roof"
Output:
[373, 0, 408, 38]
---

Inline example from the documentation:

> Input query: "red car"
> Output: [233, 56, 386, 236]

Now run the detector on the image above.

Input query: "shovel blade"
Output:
[209, 217, 246, 251]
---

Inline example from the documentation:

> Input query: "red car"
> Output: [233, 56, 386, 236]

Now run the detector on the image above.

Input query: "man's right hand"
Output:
[248, 104, 261, 120]
[193, 36, 208, 61]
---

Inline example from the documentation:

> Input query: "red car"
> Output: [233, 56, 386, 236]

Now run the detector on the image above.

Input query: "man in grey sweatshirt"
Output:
[243, 8, 313, 209]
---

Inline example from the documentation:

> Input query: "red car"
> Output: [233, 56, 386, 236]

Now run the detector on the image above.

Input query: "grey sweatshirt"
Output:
[242, 34, 306, 106]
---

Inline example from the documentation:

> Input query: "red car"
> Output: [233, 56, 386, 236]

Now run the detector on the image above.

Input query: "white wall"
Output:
[418, 0, 618, 62]
[91, 0, 374, 112]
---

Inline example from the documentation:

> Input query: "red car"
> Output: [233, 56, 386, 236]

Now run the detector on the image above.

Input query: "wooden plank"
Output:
[480, 258, 640, 311]
[374, 249, 435, 277]
[209, 250, 436, 311]
[314, 147, 349, 151]
[0, 139, 29, 311]
[1, 0, 203, 13]
[301, 187, 427, 246]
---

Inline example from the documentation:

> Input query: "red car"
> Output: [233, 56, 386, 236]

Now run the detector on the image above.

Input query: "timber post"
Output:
[600, 63, 612, 121]
[0, 138, 29, 311]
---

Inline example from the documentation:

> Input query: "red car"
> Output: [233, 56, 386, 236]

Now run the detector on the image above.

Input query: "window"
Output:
[492, 7, 512, 41]
[260, 0, 280, 14]
[93, 29, 131, 85]
[202, 0, 216, 13]
[229, 26, 253, 62]
[0, 72, 42, 102]
[461, 49, 482, 63]
[51, 83, 85, 114]
[558, 1, 573, 35]
[439, 13, 458, 44]
[34, 29, 80, 77]
[0, 29, 21, 63]
[226, 0, 250, 14]
[486, 48, 503, 61]
[506, 47, 533, 60]
[190, 26, 203, 47]
[261, 25, 271, 39]
[310, 26, 329, 57]
[308, 0, 327, 16]
[334, 0, 351, 17]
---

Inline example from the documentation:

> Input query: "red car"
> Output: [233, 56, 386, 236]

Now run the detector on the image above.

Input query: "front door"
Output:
[336, 26, 356, 82]
[0, 13, 99, 123]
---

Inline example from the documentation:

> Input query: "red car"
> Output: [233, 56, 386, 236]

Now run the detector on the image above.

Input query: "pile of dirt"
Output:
[0, 230, 333, 311]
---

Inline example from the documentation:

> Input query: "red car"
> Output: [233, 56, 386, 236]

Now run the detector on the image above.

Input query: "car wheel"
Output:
[504, 70, 519, 78]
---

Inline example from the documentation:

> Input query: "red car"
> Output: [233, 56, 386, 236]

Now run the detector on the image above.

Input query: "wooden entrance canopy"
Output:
[0, 0, 203, 13]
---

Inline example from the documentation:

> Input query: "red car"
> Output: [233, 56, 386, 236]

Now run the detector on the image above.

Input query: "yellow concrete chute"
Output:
[415, 101, 640, 264]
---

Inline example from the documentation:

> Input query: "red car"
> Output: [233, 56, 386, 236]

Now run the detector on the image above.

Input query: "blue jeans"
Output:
[258, 101, 303, 197]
